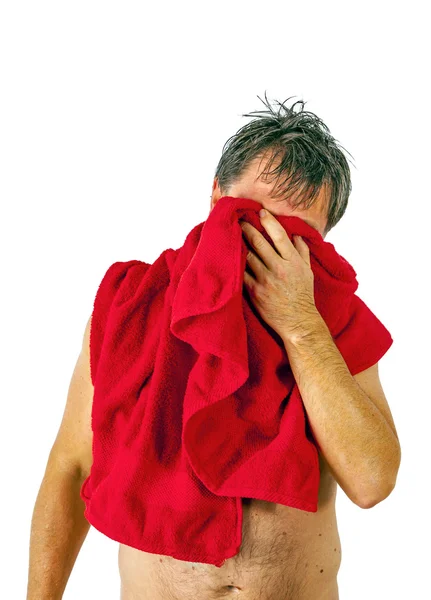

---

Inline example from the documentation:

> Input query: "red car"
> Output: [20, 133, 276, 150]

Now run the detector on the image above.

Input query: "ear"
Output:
[210, 179, 222, 211]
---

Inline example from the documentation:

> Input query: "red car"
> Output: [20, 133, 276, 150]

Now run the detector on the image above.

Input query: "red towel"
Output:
[80, 195, 393, 567]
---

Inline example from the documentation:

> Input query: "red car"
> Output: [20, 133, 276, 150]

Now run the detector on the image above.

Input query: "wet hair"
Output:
[214, 92, 355, 235]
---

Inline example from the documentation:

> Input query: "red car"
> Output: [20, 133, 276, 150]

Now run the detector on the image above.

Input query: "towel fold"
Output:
[80, 196, 393, 567]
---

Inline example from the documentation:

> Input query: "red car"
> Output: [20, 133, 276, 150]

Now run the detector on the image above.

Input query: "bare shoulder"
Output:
[48, 315, 94, 480]
[353, 363, 399, 442]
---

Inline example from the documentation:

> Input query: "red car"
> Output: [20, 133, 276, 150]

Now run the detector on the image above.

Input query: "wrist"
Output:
[280, 309, 330, 349]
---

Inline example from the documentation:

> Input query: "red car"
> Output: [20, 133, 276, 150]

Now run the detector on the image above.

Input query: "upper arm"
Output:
[353, 362, 399, 443]
[48, 315, 94, 480]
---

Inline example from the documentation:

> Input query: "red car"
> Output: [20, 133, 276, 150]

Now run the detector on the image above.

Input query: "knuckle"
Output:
[274, 265, 286, 279]
[261, 271, 271, 285]
[272, 231, 285, 244]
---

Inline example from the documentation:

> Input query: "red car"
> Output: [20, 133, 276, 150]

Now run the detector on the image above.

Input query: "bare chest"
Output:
[118, 454, 341, 600]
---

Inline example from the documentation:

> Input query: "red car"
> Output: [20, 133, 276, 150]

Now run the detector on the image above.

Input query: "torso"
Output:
[118, 452, 341, 600]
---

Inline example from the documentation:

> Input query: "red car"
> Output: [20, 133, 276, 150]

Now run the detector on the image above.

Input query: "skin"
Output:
[26, 152, 400, 600]
[117, 155, 400, 599]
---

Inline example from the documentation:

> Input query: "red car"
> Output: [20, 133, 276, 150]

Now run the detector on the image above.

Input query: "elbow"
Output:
[356, 480, 396, 509]
[356, 446, 401, 510]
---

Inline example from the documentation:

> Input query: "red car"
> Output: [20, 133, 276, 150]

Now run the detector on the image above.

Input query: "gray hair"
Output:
[214, 92, 355, 235]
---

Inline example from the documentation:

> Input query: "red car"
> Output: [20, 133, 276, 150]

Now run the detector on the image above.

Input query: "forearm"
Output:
[281, 313, 400, 508]
[27, 459, 90, 600]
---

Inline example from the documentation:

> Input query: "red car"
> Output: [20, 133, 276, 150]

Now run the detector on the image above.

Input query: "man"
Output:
[27, 96, 401, 600]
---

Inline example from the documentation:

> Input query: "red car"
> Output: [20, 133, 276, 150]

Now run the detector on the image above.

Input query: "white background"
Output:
[1, 1, 429, 598]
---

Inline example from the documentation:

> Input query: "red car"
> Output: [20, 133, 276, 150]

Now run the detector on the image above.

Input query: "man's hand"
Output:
[239, 208, 320, 341]
[240, 209, 400, 507]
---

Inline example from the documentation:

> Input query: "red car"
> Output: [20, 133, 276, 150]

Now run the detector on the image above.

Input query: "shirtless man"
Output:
[26, 102, 401, 599]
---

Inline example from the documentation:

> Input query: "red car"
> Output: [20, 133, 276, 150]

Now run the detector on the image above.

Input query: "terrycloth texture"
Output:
[80, 195, 393, 567]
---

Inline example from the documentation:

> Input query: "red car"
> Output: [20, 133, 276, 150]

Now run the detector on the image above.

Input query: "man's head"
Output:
[209, 94, 354, 239]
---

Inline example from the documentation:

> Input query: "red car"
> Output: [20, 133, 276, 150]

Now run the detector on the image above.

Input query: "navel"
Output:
[224, 585, 242, 593]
